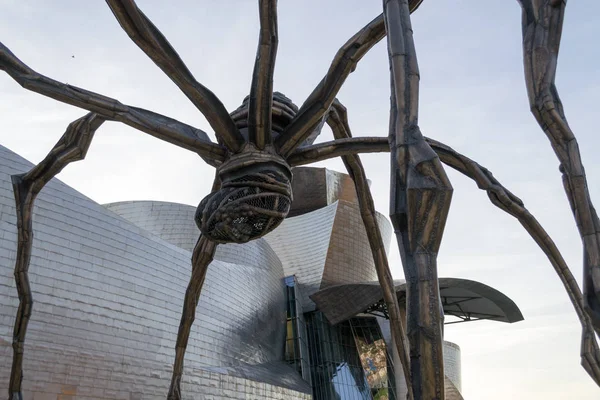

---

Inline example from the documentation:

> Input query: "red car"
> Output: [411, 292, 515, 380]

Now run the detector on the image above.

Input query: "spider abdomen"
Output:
[195, 152, 292, 243]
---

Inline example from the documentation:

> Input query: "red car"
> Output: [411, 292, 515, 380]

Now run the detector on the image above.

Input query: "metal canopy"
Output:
[310, 278, 524, 326]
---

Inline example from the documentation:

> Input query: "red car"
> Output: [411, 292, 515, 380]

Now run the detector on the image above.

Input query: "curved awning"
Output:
[310, 278, 524, 326]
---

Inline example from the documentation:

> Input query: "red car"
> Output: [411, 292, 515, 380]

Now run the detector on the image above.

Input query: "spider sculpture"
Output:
[2, 0, 599, 399]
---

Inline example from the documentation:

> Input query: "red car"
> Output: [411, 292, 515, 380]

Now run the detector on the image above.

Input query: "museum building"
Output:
[0, 145, 523, 399]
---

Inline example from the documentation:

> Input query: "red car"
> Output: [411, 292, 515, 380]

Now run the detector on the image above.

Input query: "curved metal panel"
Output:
[311, 278, 524, 326]
[104, 200, 199, 252]
[0, 145, 308, 398]
[264, 201, 338, 311]
[320, 200, 393, 289]
[104, 200, 281, 269]
[267, 166, 395, 313]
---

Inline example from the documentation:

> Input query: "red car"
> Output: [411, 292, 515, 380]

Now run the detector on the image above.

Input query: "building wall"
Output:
[105, 200, 281, 271]
[104, 200, 199, 252]
[320, 199, 392, 289]
[1, 143, 462, 399]
[264, 202, 338, 311]
[443, 341, 462, 392]
[0, 145, 309, 399]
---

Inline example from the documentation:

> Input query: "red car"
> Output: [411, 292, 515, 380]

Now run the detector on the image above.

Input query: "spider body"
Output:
[195, 92, 324, 243]
[230, 92, 300, 141]
[196, 144, 293, 243]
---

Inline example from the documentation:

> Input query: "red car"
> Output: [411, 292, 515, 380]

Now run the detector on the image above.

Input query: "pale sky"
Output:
[1, 1, 599, 399]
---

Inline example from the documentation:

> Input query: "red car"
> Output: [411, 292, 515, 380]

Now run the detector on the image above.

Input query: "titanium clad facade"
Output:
[264, 203, 338, 311]
[320, 200, 392, 288]
[1, 145, 520, 399]
[266, 167, 393, 311]
[0, 145, 310, 399]
[104, 200, 200, 252]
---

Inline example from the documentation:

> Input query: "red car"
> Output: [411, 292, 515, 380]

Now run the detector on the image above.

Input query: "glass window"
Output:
[304, 312, 399, 399]
[350, 317, 396, 400]
[284, 276, 311, 385]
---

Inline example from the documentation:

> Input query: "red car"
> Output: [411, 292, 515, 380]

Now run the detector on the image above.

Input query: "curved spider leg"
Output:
[288, 131, 600, 385]
[105, 0, 244, 152]
[425, 137, 600, 386]
[248, 0, 278, 150]
[517, 0, 600, 334]
[7, 113, 105, 400]
[384, 0, 453, 398]
[325, 99, 413, 400]
[275, 0, 425, 157]
[167, 175, 220, 400]
[0, 42, 226, 164]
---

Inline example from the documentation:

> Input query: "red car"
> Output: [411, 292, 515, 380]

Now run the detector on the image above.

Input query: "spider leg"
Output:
[287, 136, 389, 166]
[8, 113, 105, 399]
[275, 0, 423, 158]
[384, 1, 453, 398]
[518, 0, 600, 334]
[248, 0, 278, 149]
[426, 137, 600, 386]
[292, 125, 600, 385]
[105, 0, 244, 153]
[167, 177, 220, 400]
[326, 100, 413, 400]
[274, 14, 385, 157]
[289, 85, 600, 387]
[0, 42, 226, 163]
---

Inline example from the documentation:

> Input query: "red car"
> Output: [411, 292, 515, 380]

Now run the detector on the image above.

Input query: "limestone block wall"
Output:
[0, 145, 309, 399]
